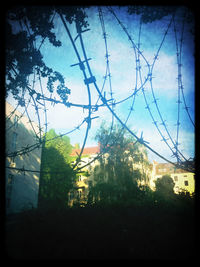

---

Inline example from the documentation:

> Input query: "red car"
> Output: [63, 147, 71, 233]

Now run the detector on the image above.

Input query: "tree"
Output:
[127, 5, 194, 34]
[5, 5, 89, 105]
[155, 175, 175, 194]
[39, 129, 75, 209]
[87, 122, 151, 206]
[127, 6, 177, 23]
[154, 174, 175, 205]
[6, 5, 194, 105]
[44, 129, 73, 161]
[74, 143, 80, 149]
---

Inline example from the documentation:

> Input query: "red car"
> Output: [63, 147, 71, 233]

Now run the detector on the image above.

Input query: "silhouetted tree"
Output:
[154, 174, 176, 206]
[6, 5, 194, 106]
[39, 129, 75, 209]
[155, 175, 175, 194]
[5, 5, 89, 104]
[87, 123, 151, 206]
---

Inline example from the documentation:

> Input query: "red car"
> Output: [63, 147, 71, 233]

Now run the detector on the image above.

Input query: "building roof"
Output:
[70, 141, 139, 157]
[70, 146, 100, 157]
[154, 162, 189, 175]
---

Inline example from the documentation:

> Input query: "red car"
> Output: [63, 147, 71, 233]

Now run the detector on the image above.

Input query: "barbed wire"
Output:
[143, 15, 187, 163]
[6, 6, 195, 175]
[124, 17, 141, 125]
[173, 11, 195, 131]
[107, 7, 192, 164]
[70, 7, 194, 172]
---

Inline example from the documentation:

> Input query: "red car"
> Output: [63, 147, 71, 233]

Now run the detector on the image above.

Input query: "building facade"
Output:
[68, 145, 100, 206]
[5, 102, 42, 214]
[69, 145, 195, 206]
[69, 143, 152, 205]
[150, 160, 195, 195]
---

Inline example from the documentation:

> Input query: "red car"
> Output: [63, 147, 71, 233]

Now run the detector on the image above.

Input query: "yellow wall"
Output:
[171, 172, 195, 195]
[151, 172, 195, 195]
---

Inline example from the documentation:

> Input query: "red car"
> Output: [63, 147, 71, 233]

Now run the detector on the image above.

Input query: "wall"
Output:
[5, 102, 42, 214]
[150, 162, 195, 195]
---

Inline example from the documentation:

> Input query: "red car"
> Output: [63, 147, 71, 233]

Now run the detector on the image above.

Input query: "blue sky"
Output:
[7, 6, 195, 163]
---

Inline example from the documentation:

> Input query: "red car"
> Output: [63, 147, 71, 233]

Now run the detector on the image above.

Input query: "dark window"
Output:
[8, 174, 14, 185]
[14, 115, 19, 129]
[184, 180, 189, 186]
[6, 174, 14, 208]
[12, 132, 17, 150]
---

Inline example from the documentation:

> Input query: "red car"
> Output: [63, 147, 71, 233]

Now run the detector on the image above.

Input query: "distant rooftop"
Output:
[153, 161, 191, 175]
[70, 146, 100, 157]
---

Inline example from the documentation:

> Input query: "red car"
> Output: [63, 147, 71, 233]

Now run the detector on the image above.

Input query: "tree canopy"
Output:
[39, 129, 75, 208]
[44, 129, 73, 162]
[87, 123, 151, 206]
[154, 174, 176, 203]
[5, 6, 89, 105]
[5, 5, 194, 106]
[155, 174, 175, 194]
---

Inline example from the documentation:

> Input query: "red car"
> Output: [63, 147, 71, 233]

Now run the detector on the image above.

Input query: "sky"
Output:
[6, 6, 195, 163]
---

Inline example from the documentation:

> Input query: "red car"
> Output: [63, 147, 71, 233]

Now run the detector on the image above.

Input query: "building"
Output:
[69, 143, 195, 205]
[150, 160, 195, 195]
[68, 145, 100, 206]
[5, 102, 42, 214]
[69, 143, 152, 205]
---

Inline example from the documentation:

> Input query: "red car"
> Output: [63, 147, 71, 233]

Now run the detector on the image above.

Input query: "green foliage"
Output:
[155, 174, 175, 195]
[127, 6, 194, 26]
[88, 122, 151, 207]
[74, 143, 80, 149]
[154, 175, 176, 206]
[44, 129, 72, 162]
[6, 6, 194, 106]
[127, 6, 177, 23]
[153, 174, 194, 211]
[6, 6, 89, 104]
[88, 123, 195, 211]
[39, 129, 75, 209]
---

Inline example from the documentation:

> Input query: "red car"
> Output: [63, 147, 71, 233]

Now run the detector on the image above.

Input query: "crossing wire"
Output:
[6, 115, 87, 158]
[108, 6, 189, 163]
[58, 9, 194, 173]
[124, 18, 141, 125]
[59, 12, 93, 170]
[38, 70, 48, 143]
[6, 7, 195, 174]
[98, 7, 114, 110]
[174, 11, 195, 128]
[147, 15, 187, 162]
[173, 15, 182, 163]
[97, 6, 116, 148]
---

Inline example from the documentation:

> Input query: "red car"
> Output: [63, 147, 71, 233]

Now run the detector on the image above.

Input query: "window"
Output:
[12, 132, 17, 150]
[78, 190, 82, 198]
[14, 115, 19, 129]
[184, 175, 187, 177]
[6, 174, 14, 208]
[184, 180, 189, 186]
[174, 176, 178, 181]
[7, 174, 14, 185]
